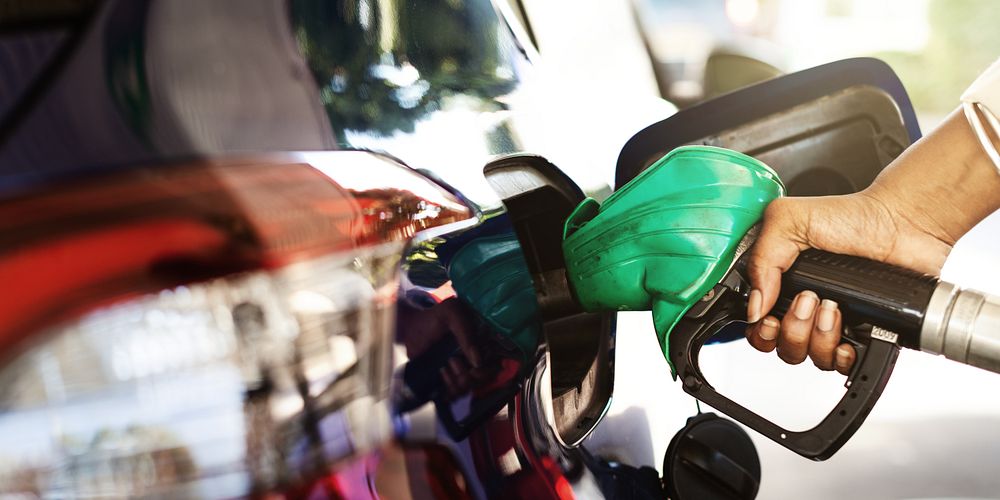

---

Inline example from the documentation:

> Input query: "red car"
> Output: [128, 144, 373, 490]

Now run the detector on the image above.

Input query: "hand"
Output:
[398, 297, 482, 368]
[743, 192, 951, 373]
[743, 109, 1000, 373]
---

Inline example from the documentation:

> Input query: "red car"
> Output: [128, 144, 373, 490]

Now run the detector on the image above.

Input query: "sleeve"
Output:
[962, 59, 1000, 112]
[961, 59, 1000, 173]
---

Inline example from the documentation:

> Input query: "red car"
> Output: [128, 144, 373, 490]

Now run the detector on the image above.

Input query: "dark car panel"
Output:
[0, 0, 530, 203]
[0, 1, 929, 499]
[0, 0, 548, 497]
[616, 58, 921, 192]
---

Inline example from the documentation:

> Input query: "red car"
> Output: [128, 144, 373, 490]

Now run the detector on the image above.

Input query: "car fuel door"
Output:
[484, 155, 616, 448]
[617, 57, 921, 195]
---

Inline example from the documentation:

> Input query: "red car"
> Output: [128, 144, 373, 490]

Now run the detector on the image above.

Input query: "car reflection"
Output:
[290, 0, 521, 141]
[394, 215, 541, 439]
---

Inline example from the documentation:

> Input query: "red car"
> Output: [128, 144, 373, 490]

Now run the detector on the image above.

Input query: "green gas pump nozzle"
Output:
[563, 146, 783, 369]
[562, 145, 944, 460]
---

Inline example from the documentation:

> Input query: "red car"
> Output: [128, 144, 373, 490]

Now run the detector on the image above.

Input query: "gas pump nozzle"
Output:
[563, 145, 1000, 460]
[731, 231, 1000, 377]
[918, 282, 1000, 373]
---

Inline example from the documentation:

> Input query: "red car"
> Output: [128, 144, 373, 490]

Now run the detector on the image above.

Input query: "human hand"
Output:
[743, 191, 953, 373]
[742, 108, 1000, 373]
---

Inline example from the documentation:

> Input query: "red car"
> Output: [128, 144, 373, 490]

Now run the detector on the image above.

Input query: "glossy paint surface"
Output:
[0, 1, 631, 498]
[0, 152, 475, 497]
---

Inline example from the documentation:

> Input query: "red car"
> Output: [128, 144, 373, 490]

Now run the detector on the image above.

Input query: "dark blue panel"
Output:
[616, 57, 921, 189]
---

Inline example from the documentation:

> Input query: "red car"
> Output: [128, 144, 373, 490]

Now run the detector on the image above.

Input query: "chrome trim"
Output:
[528, 348, 613, 450]
[920, 281, 958, 355]
[920, 281, 959, 354]
[921, 282, 1000, 375]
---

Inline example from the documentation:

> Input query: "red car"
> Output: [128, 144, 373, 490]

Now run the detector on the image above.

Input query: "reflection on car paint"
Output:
[395, 214, 541, 440]
[0, 0, 651, 497]
[0, 153, 474, 497]
[290, 0, 523, 141]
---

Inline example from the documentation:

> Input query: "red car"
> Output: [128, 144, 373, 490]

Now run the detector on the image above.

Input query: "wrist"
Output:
[954, 107, 1000, 220]
[868, 109, 1000, 245]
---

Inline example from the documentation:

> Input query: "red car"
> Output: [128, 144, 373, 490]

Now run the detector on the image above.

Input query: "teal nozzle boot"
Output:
[450, 233, 540, 357]
[562, 146, 784, 374]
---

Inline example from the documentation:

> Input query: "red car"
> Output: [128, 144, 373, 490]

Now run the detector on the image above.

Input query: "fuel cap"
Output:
[663, 413, 761, 499]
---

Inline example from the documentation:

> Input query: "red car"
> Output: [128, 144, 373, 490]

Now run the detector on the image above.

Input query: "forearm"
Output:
[865, 108, 1000, 246]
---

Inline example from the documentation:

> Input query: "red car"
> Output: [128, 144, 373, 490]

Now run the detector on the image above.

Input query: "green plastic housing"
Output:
[450, 233, 540, 356]
[562, 146, 784, 372]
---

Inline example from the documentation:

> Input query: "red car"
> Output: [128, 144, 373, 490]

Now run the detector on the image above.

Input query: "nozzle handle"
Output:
[669, 285, 900, 460]
[673, 248, 939, 460]
[780, 249, 939, 348]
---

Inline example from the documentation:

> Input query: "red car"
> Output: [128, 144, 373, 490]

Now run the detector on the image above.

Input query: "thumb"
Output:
[745, 202, 808, 322]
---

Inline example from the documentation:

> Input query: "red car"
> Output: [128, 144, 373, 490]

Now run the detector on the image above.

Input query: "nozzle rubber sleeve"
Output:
[780, 249, 939, 349]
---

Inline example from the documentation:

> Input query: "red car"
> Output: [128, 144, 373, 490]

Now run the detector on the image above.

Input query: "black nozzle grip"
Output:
[780, 249, 939, 348]
[670, 286, 900, 460]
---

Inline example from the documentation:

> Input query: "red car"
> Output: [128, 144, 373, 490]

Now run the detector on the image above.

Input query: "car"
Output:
[0, 1, 669, 497]
[0, 1, 951, 499]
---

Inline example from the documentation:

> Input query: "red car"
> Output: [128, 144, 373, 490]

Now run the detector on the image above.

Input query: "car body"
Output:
[0, 1, 671, 498]
[3, 1, 990, 499]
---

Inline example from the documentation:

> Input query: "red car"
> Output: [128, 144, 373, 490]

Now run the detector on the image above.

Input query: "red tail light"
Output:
[0, 152, 469, 348]
[0, 152, 473, 497]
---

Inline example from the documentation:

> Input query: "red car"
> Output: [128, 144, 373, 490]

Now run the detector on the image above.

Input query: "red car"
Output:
[0, 1, 926, 498]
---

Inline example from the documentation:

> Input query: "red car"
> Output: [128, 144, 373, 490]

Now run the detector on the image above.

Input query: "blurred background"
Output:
[634, 0, 1000, 126]
[562, 0, 1000, 498]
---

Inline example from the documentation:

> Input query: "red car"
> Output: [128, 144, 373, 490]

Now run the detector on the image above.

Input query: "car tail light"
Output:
[0, 152, 473, 498]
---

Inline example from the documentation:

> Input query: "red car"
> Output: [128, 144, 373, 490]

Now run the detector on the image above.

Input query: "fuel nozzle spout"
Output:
[921, 282, 1000, 374]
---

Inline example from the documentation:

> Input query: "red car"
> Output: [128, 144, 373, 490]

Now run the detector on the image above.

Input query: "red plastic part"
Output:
[0, 153, 472, 356]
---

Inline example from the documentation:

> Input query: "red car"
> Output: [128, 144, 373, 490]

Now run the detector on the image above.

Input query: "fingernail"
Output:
[835, 345, 851, 369]
[817, 299, 838, 332]
[759, 317, 779, 340]
[747, 289, 762, 323]
[793, 291, 818, 321]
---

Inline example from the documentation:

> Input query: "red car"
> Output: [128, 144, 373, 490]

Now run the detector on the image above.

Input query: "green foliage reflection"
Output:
[290, 0, 518, 142]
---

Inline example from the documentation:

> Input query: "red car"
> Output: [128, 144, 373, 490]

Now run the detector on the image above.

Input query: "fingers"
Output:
[745, 242, 796, 323]
[440, 356, 469, 397]
[809, 300, 841, 370]
[746, 316, 778, 353]
[776, 291, 819, 364]
[440, 353, 496, 399]
[746, 291, 858, 374]
[437, 299, 482, 368]
[835, 344, 856, 376]
[746, 198, 810, 322]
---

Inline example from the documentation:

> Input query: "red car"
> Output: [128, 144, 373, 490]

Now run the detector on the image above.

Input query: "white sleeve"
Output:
[962, 59, 1000, 112]
[961, 59, 1000, 172]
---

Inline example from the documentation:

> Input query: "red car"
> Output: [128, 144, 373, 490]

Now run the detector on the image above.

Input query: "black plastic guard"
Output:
[617, 57, 920, 190]
[484, 154, 616, 447]
[669, 286, 900, 461]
